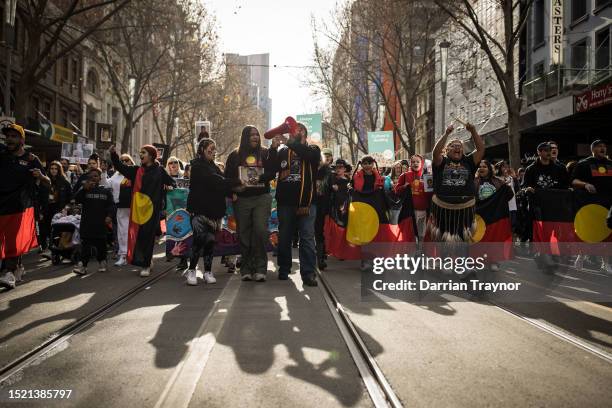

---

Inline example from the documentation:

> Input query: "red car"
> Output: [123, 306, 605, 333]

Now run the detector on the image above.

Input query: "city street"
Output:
[1, 247, 610, 407]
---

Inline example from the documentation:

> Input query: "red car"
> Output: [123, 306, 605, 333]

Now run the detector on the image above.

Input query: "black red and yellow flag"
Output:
[470, 184, 514, 261]
[325, 189, 415, 260]
[0, 187, 38, 258]
[532, 189, 611, 255]
[127, 167, 165, 267]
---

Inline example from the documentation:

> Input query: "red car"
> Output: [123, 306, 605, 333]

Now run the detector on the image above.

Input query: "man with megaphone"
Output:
[266, 118, 321, 286]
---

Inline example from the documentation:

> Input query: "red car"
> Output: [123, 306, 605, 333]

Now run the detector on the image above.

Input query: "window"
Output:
[571, 39, 589, 79]
[595, 27, 610, 69]
[71, 58, 78, 84]
[86, 69, 99, 94]
[42, 100, 51, 120]
[533, 0, 545, 46]
[534, 61, 545, 77]
[60, 108, 69, 127]
[571, 0, 588, 23]
[62, 58, 69, 81]
[595, 0, 612, 11]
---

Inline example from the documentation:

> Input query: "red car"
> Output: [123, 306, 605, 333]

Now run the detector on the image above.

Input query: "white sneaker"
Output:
[0, 271, 16, 289]
[114, 255, 127, 266]
[241, 273, 253, 281]
[254, 273, 266, 282]
[601, 261, 612, 275]
[73, 262, 87, 275]
[98, 260, 108, 273]
[573, 255, 584, 271]
[14, 264, 26, 282]
[186, 269, 198, 286]
[203, 271, 216, 284]
[490, 263, 500, 272]
[140, 267, 151, 277]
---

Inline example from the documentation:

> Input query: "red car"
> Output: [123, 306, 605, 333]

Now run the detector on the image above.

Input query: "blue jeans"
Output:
[277, 204, 317, 280]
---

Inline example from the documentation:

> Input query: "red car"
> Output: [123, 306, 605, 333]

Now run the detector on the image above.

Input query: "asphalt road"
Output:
[0, 248, 610, 407]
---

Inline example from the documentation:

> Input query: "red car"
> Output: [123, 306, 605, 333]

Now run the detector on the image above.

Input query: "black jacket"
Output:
[75, 184, 114, 239]
[224, 147, 277, 197]
[187, 158, 241, 219]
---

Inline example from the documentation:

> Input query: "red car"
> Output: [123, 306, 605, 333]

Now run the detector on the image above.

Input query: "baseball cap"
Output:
[1, 123, 25, 139]
[590, 139, 606, 149]
[334, 158, 348, 168]
[322, 148, 333, 156]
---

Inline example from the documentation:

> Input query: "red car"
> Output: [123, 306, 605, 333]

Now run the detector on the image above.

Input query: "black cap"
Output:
[591, 139, 606, 149]
[334, 158, 347, 168]
[537, 142, 551, 151]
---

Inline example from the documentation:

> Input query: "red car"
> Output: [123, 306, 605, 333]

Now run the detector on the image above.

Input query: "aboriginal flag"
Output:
[470, 184, 513, 261]
[127, 167, 165, 267]
[532, 189, 612, 255]
[326, 189, 415, 260]
[0, 188, 38, 258]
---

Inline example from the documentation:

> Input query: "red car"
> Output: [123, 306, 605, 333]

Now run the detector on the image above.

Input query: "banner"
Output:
[367, 131, 395, 166]
[165, 186, 192, 257]
[296, 113, 323, 146]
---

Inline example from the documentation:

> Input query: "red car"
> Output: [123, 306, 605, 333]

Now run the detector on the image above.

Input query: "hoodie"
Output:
[187, 157, 241, 219]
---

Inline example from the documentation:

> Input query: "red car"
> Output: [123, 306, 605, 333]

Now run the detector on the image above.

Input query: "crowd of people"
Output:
[1, 119, 610, 291]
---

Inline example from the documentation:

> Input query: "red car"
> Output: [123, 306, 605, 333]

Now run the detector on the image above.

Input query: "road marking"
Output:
[153, 275, 241, 408]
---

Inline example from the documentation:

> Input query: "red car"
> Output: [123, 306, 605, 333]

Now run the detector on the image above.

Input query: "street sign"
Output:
[296, 113, 323, 146]
[367, 130, 395, 166]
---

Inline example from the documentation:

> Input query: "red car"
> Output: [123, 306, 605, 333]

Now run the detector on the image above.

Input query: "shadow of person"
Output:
[208, 273, 379, 406]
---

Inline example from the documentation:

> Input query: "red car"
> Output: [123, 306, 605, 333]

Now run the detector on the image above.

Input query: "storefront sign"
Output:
[575, 82, 612, 113]
[550, 0, 563, 65]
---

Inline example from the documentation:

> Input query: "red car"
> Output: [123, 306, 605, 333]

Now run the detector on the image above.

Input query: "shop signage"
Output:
[575, 82, 612, 113]
[550, 0, 563, 65]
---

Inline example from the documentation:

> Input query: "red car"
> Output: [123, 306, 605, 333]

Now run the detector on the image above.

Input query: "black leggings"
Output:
[189, 215, 218, 272]
[81, 238, 107, 266]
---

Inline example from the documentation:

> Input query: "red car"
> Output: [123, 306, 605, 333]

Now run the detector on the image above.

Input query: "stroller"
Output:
[49, 206, 81, 265]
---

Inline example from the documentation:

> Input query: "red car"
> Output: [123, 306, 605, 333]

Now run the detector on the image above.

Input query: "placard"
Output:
[96, 123, 114, 150]
[61, 142, 94, 164]
[367, 131, 395, 166]
[239, 166, 264, 187]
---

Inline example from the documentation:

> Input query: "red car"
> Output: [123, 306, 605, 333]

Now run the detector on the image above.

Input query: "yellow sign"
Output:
[50, 124, 75, 143]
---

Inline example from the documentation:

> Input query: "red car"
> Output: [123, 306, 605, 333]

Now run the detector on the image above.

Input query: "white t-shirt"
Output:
[505, 176, 517, 211]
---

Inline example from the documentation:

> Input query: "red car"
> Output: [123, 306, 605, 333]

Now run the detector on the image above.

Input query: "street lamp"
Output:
[3, 0, 17, 117]
[439, 40, 451, 133]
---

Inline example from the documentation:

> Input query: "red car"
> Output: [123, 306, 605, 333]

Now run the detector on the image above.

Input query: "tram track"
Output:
[0, 263, 176, 387]
[317, 270, 403, 408]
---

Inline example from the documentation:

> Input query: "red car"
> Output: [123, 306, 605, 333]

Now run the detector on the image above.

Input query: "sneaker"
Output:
[114, 255, 127, 267]
[254, 273, 266, 282]
[573, 255, 584, 271]
[186, 269, 198, 286]
[241, 273, 253, 281]
[204, 271, 216, 284]
[490, 263, 500, 272]
[140, 267, 151, 277]
[98, 260, 108, 273]
[227, 262, 236, 273]
[601, 261, 612, 275]
[14, 264, 26, 282]
[0, 271, 16, 289]
[303, 277, 318, 287]
[318, 260, 327, 271]
[176, 258, 188, 271]
[73, 262, 87, 276]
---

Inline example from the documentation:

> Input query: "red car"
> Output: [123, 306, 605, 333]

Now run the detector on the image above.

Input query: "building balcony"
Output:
[523, 66, 612, 105]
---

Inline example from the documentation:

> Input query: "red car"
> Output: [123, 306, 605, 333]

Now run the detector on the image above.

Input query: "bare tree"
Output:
[12, 0, 131, 123]
[433, 0, 535, 168]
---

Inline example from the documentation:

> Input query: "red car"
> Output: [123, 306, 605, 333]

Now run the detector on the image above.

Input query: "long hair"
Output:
[197, 138, 216, 159]
[49, 160, 66, 180]
[238, 125, 261, 164]
[477, 159, 495, 181]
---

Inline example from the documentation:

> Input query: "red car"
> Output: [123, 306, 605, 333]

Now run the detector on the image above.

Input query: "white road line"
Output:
[153, 275, 241, 408]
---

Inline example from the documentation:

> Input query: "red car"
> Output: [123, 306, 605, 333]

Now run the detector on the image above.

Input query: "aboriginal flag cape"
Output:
[0, 185, 38, 258]
[326, 189, 415, 260]
[128, 166, 165, 267]
[532, 189, 612, 255]
[470, 184, 513, 262]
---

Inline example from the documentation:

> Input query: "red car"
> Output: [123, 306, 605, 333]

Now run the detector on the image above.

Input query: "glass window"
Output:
[571, 0, 588, 22]
[595, 28, 610, 69]
[534, 0, 545, 45]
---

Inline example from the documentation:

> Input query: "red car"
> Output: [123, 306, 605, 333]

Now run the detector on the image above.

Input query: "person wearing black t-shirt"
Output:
[521, 142, 569, 191]
[73, 168, 114, 275]
[314, 148, 334, 270]
[0, 124, 50, 289]
[571, 139, 612, 274]
[429, 122, 484, 242]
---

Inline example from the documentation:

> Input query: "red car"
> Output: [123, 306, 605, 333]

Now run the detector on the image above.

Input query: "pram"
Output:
[50, 211, 81, 265]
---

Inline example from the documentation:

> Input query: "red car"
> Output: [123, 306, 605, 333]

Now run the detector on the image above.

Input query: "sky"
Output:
[203, 0, 336, 127]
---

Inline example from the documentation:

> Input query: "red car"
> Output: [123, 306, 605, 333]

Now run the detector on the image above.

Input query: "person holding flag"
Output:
[110, 144, 175, 277]
[570, 139, 612, 273]
[0, 124, 50, 289]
